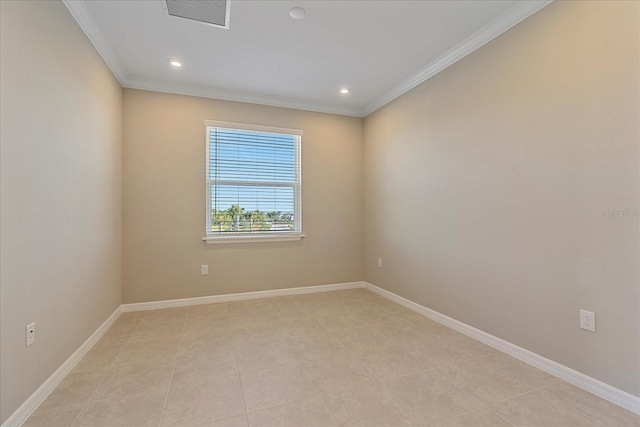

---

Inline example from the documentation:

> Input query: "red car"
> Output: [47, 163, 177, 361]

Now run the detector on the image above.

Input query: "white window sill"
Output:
[202, 233, 305, 244]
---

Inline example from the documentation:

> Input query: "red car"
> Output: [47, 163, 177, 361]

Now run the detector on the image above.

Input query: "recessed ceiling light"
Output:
[289, 7, 305, 20]
[169, 60, 182, 67]
[340, 88, 350, 94]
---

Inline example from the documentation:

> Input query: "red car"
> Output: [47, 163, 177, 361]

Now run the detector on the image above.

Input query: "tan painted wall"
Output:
[0, 1, 123, 422]
[122, 89, 363, 303]
[363, 0, 639, 396]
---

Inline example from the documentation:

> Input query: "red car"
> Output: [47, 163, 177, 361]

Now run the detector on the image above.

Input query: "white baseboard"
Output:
[121, 281, 365, 312]
[7, 280, 637, 427]
[4, 281, 365, 426]
[364, 282, 640, 415]
[1, 307, 122, 427]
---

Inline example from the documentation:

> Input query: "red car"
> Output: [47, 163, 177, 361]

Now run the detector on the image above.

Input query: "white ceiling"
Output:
[63, 0, 551, 117]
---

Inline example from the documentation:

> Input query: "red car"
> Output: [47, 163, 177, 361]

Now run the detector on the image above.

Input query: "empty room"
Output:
[1, 0, 639, 426]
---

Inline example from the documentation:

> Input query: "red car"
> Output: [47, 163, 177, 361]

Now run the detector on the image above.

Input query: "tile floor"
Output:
[24, 289, 639, 427]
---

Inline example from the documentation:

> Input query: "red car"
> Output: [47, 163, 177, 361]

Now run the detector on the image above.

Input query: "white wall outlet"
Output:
[201, 265, 209, 275]
[580, 309, 596, 332]
[377, 258, 383, 268]
[26, 323, 35, 347]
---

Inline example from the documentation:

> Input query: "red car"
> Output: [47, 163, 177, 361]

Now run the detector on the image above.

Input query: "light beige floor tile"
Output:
[241, 364, 317, 412]
[72, 342, 124, 374]
[232, 321, 290, 344]
[229, 313, 285, 329]
[247, 397, 337, 427]
[436, 329, 498, 357]
[174, 346, 238, 379]
[386, 369, 485, 424]
[302, 353, 379, 395]
[541, 381, 640, 426]
[74, 392, 165, 427]
[214, 415, 249, 427]
[321, 384, 418, 426]
[482, 353, 558, 390]
[107, 315, 143, 335]
[491, 389, 596, 426]
[91, 357, 174, 401]
[183, 314, 230, 331]
[280, 333, 351, 364]
[277, 318, 328, 338]
[334, 327, 397, 357]
[23, 404, 84, 427]
[161, 373, 245, 426]
[268, 294, 307, 305]
[270, 298, 311, 316]
[28, 289, 635, 427]
[314, 313, 370, 331]
[186, 302, 229, 319]
[439, 357, 528, 404]
[449, 338, 499, 358]
[373, 319, 440, 343]
[352, 308, 407, 329]
[235, 340, 297, 374]
[184, 304, 230, 330]
[114, 336, 180, 365]
[359, 347, 434, 382]
[431, 407, 513, 427]
[139, 307, 188, 325]
[95, 323, 135, 348]
[179, 328, 239, 353]
[310, 303, 353, 318]
[400, 336, 474, 367]
[36, 370, 104, 412]
[129, 319, 185, 342]
[227, 299, 278, 320]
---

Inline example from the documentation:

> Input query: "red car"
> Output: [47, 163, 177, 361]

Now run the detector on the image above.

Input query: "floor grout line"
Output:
[67, 315, 141, 427]
[24, 290, 639, 426]
[156, 312, 187, 427]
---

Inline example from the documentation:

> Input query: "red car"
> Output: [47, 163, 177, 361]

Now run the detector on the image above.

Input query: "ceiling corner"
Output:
[361, 0, 553, 117]
[62, 0, 128, 85]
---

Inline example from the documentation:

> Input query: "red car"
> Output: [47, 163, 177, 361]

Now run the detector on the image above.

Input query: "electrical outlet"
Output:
[580, 309, 596, 332]
[26, 323, 35, 347]
[377, 258, 383, 269]
[201, 265, 208, 275]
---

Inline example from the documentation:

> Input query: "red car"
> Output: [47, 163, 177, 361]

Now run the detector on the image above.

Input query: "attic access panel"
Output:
[164, 0, 230, 29]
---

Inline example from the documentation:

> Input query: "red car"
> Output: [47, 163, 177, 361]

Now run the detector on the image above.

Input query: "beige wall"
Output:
[122, 89, 363, 303]
[0, 1, 123, 422]
[364, 0, 639, 396]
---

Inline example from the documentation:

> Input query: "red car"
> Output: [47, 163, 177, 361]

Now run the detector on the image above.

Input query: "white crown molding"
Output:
[1, 307, 122, 427]
[60, 0, 361, 117]
[364, 282, 640, 415]
[63, 0, 551, 118]
[61, 0, 127, 84]
[123, 78, 363, 117]
[361, 0, 553, 117]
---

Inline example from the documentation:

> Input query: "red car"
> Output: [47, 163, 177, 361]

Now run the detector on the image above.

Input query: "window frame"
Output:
[202, 120, 303, 244]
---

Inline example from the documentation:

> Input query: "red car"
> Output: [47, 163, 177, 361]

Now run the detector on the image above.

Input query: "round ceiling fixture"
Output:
[340, 88, 350, 94]
[289, 7, 305, 20]
[169, 59, 182, 67]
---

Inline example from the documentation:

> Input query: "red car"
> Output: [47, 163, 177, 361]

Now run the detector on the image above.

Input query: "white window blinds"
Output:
[204, 121, 302, 242]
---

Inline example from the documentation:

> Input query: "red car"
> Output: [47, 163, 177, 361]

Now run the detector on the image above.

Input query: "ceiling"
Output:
[63, 0, 551, 117]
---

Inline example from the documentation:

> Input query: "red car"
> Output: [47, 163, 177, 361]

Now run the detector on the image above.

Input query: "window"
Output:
[203, 120, 302, 243]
